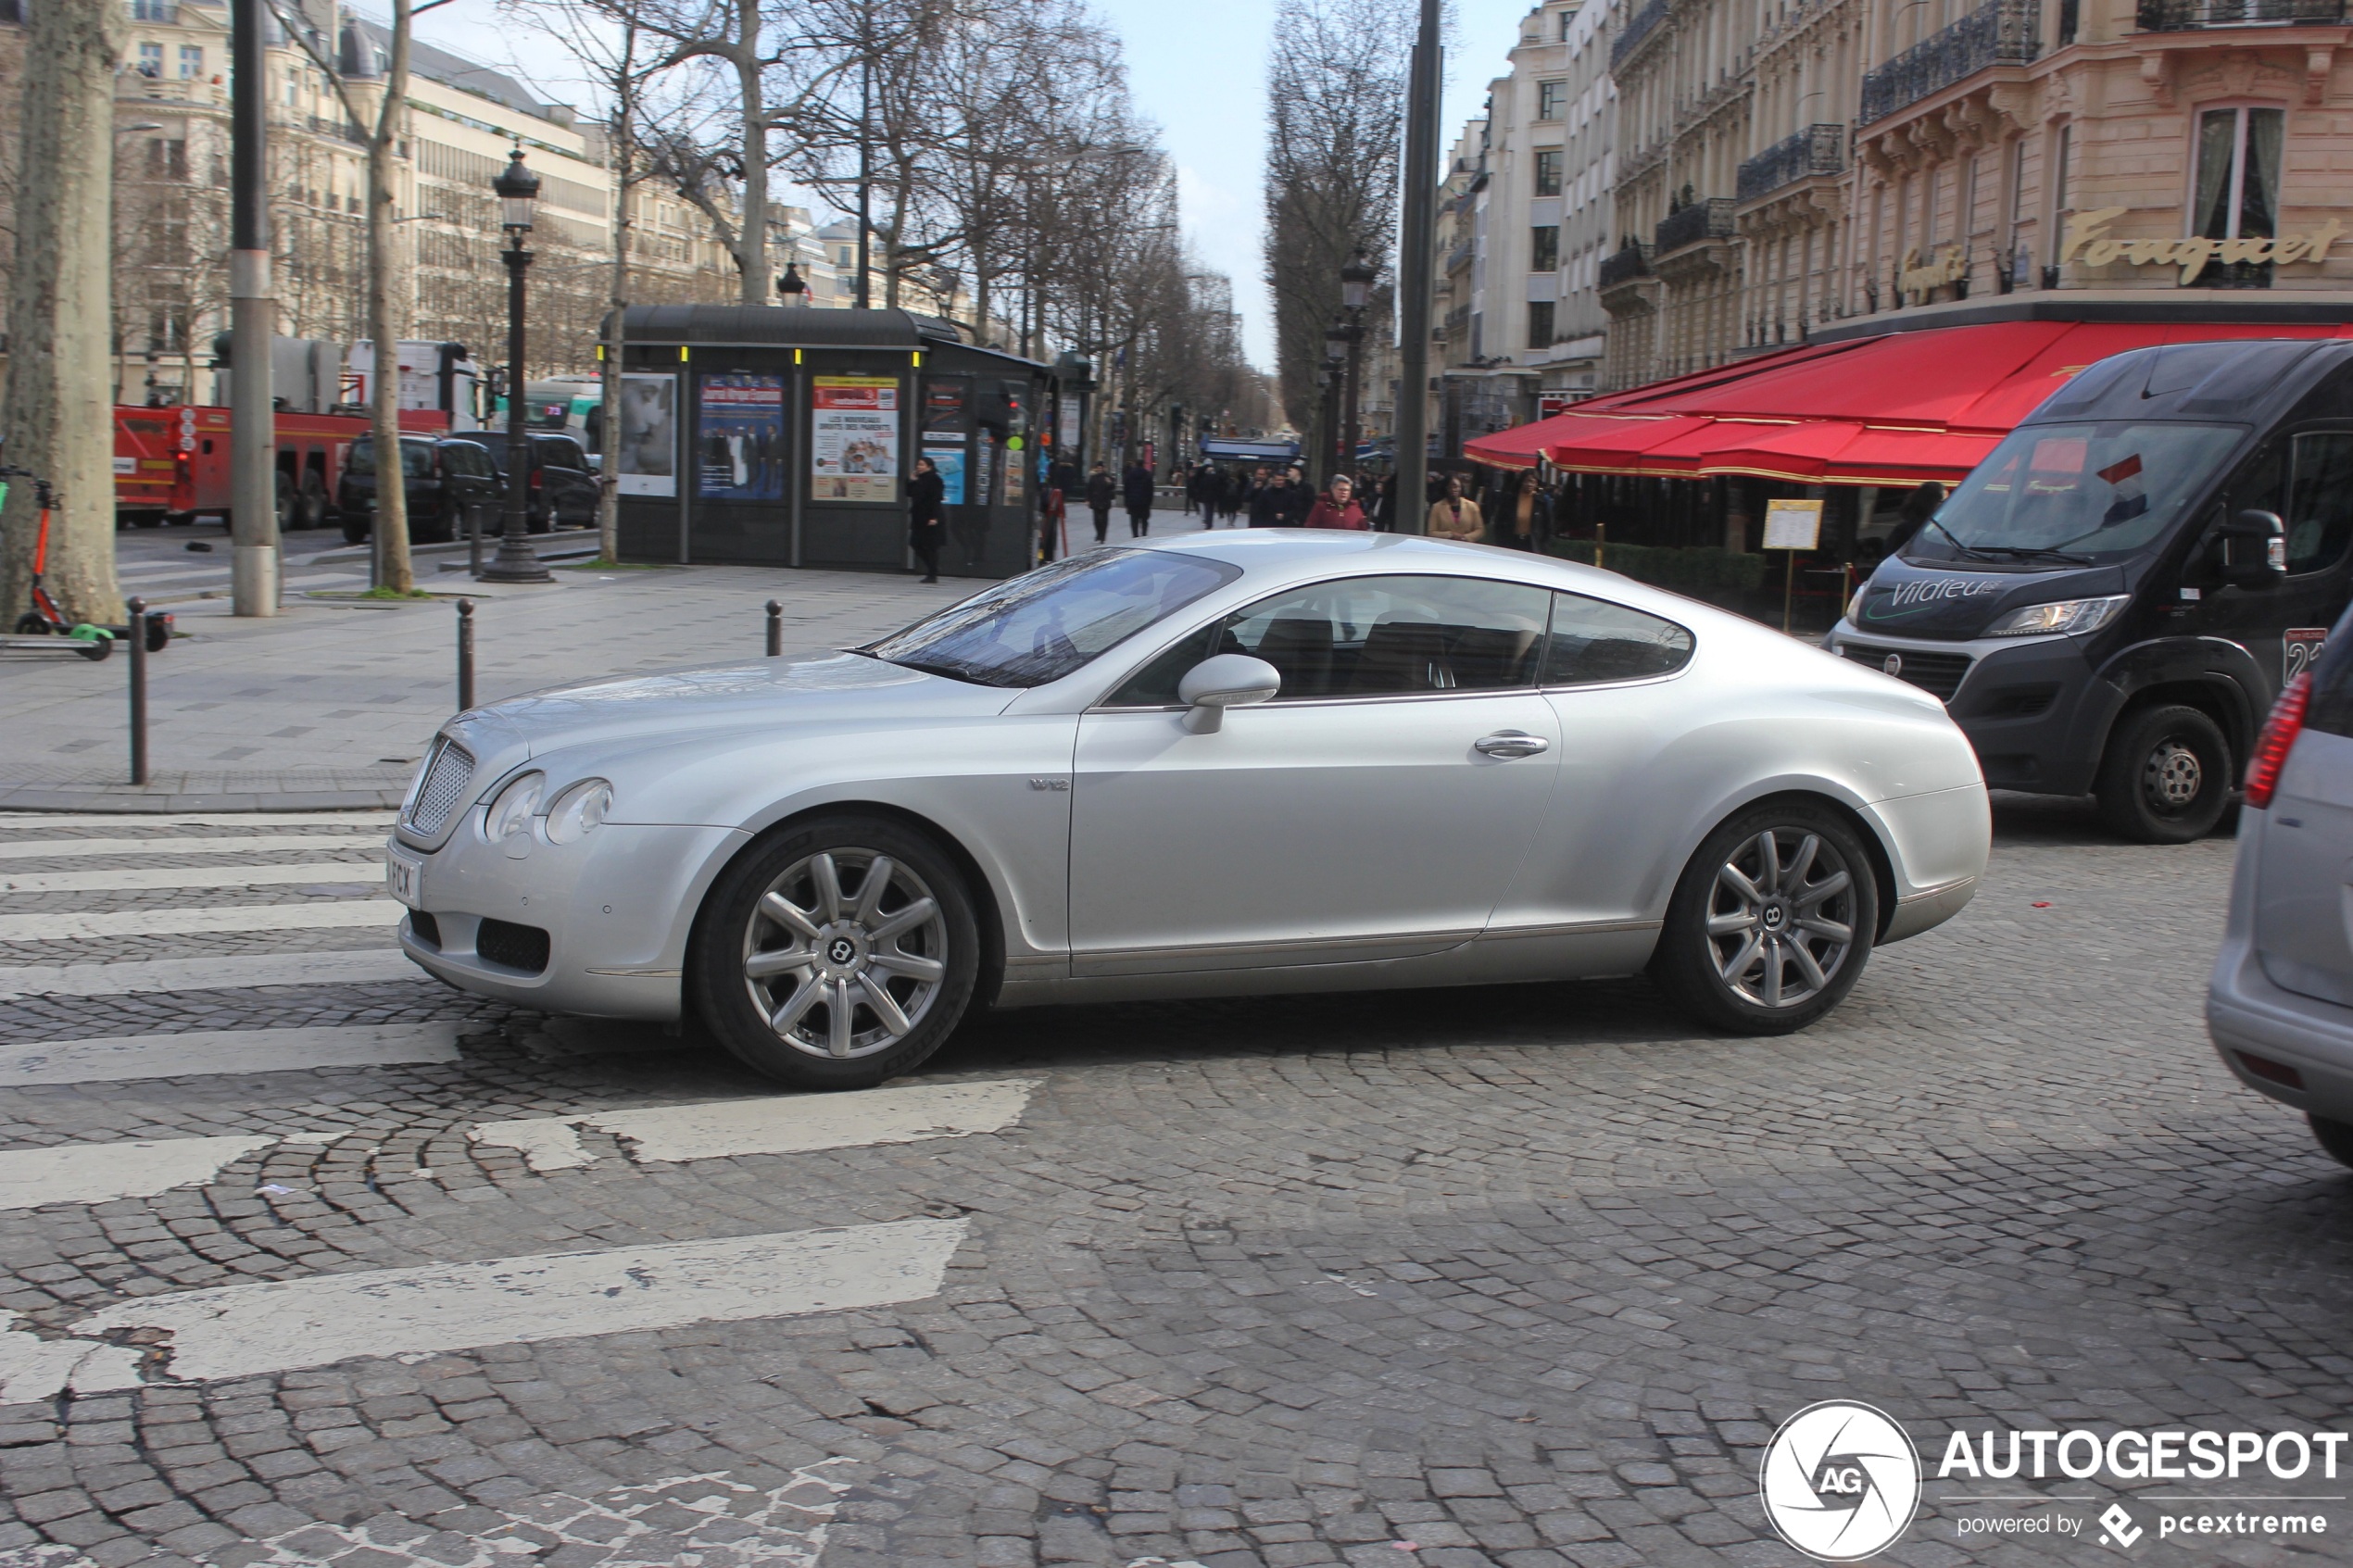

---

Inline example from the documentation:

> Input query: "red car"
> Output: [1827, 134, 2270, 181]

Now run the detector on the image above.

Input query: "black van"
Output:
[1828, 338, 2353, 843]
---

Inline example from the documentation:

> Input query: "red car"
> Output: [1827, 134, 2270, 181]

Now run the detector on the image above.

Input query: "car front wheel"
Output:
[690, 815, 980, 1090]
[1652, 800, 1880, 1035]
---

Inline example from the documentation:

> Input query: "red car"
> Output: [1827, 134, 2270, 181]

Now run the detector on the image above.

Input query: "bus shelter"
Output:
[610, 307, 1064, 579]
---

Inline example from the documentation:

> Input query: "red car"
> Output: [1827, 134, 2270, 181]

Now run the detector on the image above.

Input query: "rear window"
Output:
[346, 440, 435, 479]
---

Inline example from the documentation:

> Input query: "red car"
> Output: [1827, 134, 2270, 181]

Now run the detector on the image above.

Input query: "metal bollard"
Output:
[457, 598, 475, 712]
[765, 599, 783, 658]
[127, 597, 149, 786]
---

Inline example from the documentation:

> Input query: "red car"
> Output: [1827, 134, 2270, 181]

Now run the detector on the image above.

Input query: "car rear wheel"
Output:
[2095, 703, 2231, 844]
[2310, 1115, 2353, 1170]
[691, 815, 980, 1090]
[1652, 800, 1879, 1035]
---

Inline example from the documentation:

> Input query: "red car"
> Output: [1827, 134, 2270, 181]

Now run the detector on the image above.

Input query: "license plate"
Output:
[385, 847, 423, 909]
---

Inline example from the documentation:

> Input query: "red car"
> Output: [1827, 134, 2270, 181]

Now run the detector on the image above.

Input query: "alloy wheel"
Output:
[1704, 828, 1857, 1010]
[739, 848, 949, 1060]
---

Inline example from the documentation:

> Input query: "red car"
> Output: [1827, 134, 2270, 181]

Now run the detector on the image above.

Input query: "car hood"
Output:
[1849, 558, 2128, 640]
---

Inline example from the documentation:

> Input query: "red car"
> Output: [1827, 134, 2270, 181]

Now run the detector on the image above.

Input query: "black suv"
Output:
[446, 433, 599, 533]
[337, 436, 502, 545]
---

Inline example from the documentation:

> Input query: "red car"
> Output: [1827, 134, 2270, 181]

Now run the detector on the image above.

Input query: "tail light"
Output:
[2246, 671, 2311, 809]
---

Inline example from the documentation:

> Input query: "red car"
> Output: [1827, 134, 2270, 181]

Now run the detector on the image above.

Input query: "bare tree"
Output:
[1, 0, 130, 627]
[1263, 0, 1407, 435]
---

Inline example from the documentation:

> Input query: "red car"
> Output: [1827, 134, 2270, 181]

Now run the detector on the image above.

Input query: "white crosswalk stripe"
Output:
[0, 1022, 464, 1086]
[0, 897, 401, 942]
[0, 947, 418, 999]
[0, 859, 382, 894]
[0, 833, 384, 861]
[0, 1133, 281, 1210]
[0, 810, 398, 829]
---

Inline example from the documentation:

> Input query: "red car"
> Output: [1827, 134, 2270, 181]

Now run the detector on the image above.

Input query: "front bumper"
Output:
[394, 818, 745, 1020]
[1829, 621, 2106, 795]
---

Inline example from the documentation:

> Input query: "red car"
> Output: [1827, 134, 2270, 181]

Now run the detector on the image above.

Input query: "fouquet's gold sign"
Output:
[1900, 246, 1969, 299]
[2062, 207, 2345, 284]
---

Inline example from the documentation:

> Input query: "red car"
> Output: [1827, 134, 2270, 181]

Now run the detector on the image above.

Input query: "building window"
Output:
[135, 41, 161, 77]
[1528, 301, 1554, 348]
[1531, 225, 1560, 271]
[1534, 149, 1562, 196]
[2050, 123, 2071, 220]
[1537, 80, 1567, 120]
[179, 44, 201, 77]
[2191, 105, 2284, 287]
[146, 137, 186, 178]
[130, 0, 171, 19]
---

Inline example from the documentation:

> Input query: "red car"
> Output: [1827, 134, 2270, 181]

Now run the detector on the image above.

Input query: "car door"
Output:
[1068, 572, 1562, 975]
[2199, 427, 2353, 706]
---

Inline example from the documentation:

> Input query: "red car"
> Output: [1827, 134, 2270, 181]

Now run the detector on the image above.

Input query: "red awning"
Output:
[1479, 318, 2353, 486]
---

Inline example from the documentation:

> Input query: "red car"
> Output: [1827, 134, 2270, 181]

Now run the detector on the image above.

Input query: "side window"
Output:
[1107, 574, 1551, 705]
[1540, 592, 1694, 684]
[2285, 432, 2353, 575]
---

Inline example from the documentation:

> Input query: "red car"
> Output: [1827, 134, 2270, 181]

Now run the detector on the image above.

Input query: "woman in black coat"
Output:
[909, 456, 947, 583]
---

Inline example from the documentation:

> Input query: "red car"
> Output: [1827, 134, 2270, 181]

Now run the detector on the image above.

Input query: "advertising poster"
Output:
[1057, 398, 1081, 454]
[925, 446, 967, 507]
[812, 376, 901, 502]
[615, 372, 677, 497]
[697, 375, 786, 501]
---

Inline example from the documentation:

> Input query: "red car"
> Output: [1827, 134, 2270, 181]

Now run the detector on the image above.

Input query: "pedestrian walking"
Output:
[1302, 474, 1369, 530]
[1503, 470, 1554, 550]
[1039, 474, 1067, 564]
[1427, 474, 1484, 544]
[1220, 467, 1247, 524]
[1122, 459, 1156, 537]
[1085, 462, 1116, 544]
[909, 455, 947, 583]
[1372, 472, 1398, 532]
[1248, 469, 1293, 527]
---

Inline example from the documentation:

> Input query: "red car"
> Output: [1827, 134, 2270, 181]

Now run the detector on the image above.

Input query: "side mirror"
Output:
[2213, 508, 2286, 588]
[1176, 654, 1281, 734]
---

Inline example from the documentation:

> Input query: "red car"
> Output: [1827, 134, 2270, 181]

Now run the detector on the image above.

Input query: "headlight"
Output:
[1845, 588, 1867, 624]
[483, 771, 545, 842]
[542, 778, 612, 845]
[1983, 595, 2130, 637]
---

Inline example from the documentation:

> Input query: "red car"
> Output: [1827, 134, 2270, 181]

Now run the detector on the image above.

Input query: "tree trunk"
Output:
[734, 0, 765, 306]
[367, 0, 414, 592]
[1, 0, 128, 627]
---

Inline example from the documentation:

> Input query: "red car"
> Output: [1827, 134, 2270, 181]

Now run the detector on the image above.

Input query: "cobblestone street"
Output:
[0, 781, 2344, 1568]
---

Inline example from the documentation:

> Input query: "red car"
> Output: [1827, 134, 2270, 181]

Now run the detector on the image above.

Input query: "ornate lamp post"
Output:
[778, 261, 812, 306]
[481, 149, 551, 583]
[1339, 247, 1376, 483]
[1322, 319, 1351, 487]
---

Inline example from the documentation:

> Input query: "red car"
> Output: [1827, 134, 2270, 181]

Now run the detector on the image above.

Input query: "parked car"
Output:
[446, 432, 599, 533]
[337, 435, 501, 546]
[2208, 601, 2353, 1168]
[383, 533, 1991, 1091]
[1829, 338, 2353, 844]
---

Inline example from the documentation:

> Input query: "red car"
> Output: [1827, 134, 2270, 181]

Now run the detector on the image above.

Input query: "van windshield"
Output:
[1905, 420, 2245, 567]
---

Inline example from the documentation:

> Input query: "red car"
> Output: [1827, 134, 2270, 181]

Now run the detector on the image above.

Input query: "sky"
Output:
[403, 0, 1542, 370]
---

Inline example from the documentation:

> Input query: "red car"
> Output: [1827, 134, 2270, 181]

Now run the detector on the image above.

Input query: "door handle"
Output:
[1475, 731, 1549, 758]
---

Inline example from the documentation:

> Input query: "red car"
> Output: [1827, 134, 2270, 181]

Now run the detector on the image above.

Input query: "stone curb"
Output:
[0, 785, 406, 812]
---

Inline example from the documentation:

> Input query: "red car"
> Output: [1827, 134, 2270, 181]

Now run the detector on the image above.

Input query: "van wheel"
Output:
[2311, 1115, 2353, 1171]
[297, 470, 327, 530]
[2095, 704, 2231, 843]
[689, 815, 980, 1091]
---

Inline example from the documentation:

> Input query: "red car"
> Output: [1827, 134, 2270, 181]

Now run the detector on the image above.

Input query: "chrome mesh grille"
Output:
[405, 737, 476, 835]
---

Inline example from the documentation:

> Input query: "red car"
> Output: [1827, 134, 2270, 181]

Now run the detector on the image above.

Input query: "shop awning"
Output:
[1470, 318, 2353, 486]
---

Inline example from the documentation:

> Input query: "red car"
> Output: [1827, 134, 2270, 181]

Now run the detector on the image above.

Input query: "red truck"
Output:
[114, 404, 449, 531]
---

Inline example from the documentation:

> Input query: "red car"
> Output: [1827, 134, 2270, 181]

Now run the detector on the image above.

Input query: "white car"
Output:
[386, 533, 1991, 1089]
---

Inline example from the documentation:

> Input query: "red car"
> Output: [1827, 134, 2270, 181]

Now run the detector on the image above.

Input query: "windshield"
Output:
[346, 439, 435, 479]
[1905, 420, 2245, 566]
[862, 548, 1240, 687]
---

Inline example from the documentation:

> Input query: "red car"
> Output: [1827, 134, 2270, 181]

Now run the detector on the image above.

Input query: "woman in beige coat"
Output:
[1426, 475, 1484, 543]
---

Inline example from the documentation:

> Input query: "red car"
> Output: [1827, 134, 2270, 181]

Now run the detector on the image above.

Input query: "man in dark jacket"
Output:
[1122, 461, 1155, 537]
[1281, 469, 1315, 526]
[1248, 470, 1292, 528]
[1084, 463, 1116, 544]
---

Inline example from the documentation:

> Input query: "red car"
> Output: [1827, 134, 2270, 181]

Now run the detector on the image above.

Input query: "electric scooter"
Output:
[4, 467, 171, 653]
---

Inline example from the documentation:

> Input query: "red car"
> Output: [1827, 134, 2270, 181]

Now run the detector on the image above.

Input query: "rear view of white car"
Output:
[2208, 604, 2353, 1165]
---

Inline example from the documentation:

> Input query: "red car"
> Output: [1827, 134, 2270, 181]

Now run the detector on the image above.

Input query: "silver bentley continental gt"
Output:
[387, 533, 1991, 1089]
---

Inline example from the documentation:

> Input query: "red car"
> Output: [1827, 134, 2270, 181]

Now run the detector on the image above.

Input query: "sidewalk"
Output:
[2, 501, 1229, 812]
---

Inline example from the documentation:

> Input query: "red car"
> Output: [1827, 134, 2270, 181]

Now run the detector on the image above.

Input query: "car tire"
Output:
[689, 814, 981, 1090]
[1651, 798, 1881, 1035]
[2095, 704, 2232, 844]
[341, 513, 370, 546]
[2309, 1115, 2353, 1170]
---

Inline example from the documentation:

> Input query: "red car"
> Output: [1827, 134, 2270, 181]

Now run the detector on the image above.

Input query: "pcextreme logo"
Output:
[1759, 1401, 1922, 1562]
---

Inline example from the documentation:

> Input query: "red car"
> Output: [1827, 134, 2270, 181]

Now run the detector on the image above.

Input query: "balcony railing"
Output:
[1737, 124, 1847, 204]
[1655, 197, 1735, 255]
[1858, 0, 2040, 126]
[1445, 240, 1474, 273]
[1611, 0, 1671, 68]
[2138, 0, 2344, 25]
[1599, 241, 1654, 289]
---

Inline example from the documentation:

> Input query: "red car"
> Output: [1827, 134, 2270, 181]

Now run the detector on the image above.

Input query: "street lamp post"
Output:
[1340, 247, 1376, 487]
[1322, 320, 1350, 487]
[481, 150, 551, 583]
